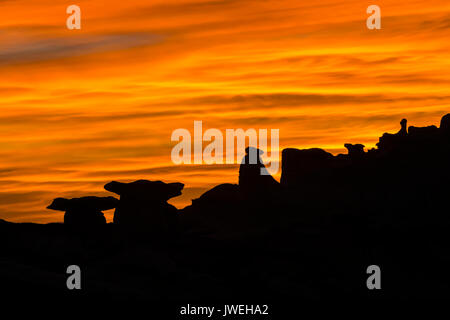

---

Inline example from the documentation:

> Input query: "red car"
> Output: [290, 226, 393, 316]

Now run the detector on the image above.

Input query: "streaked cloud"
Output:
[1, 0, 450, 222]
[0, 33, 161, 65]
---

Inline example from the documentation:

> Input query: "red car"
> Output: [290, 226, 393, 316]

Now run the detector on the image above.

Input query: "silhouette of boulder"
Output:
[344, 143, 365, 159]
[46, 196, 118, 227]
[192, 183, 242, 206]
[440, 114, 450, 132]
[405, 125, 439, 150]
[238, 147, 279, 193]
[182, 183, 242, 217]
[180, 183, 266, 238]
[104, 180, 184, 231]
[408, 125, 438, 138]
[280, 148, 336, 187]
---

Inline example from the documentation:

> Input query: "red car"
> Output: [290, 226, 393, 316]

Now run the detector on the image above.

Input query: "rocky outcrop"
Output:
[440, 114, 450, 132]
[104, 180, 184, 232]
[238, 147, 279, 193]
[344, 143, 365, 159]
[46, 196, 118, 227]
[180, 184, 243, 236]
[192, 183, 242, 206]
[408, 125, 439, 139]
[377, 118, 408, 152]
[280, 148, 336, 187]
[182, 147, 282, 238]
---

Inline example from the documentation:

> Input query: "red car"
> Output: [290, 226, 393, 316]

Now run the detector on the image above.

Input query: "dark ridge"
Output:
[1, 113, 450, 302]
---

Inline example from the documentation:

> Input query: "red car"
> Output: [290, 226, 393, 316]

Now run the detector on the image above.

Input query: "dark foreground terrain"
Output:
[1, 115, 450, 306]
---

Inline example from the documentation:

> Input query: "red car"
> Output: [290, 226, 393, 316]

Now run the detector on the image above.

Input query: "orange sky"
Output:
[1, 0, 450, 222]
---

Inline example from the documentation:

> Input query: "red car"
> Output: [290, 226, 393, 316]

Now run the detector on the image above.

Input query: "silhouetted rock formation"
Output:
[281, 148, 337, 187]
[440, 113, 450, 132]
[181, 146, 282, 238]
[193, 183, 242, 205]
[180, 183, 245, 237]
[408, 125, 439, 141]
[344, 143, 365, 159]
[3, 113, 450, 302]
[399, 118, 408, 135]
[377, 118, 408, 152]
[239, 147, 279, 194]
[46, 196, 118, 227]
[104, 180, 184, 232]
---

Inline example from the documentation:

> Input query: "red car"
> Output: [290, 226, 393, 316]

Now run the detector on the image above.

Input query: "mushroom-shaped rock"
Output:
[47, 196, 118, 227]
[104, 180, 184, 230]
[238, 147, 279, 193]
[104, 180, 183, 201]
[344, 143, 365, 158]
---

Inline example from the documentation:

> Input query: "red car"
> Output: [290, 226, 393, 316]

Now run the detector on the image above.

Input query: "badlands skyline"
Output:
[1, 0, 450, 222]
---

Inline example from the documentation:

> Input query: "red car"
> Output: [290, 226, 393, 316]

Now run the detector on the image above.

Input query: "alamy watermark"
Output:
[366, 265, 381, 290]
[66, 265, 81, 290]
[171, 121, 279, 175]
[367, 5, 381, 30]
[66, 5, 81, 30]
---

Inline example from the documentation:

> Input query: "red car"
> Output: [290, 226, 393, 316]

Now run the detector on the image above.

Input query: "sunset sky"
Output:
[1, 0, 450, 222]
